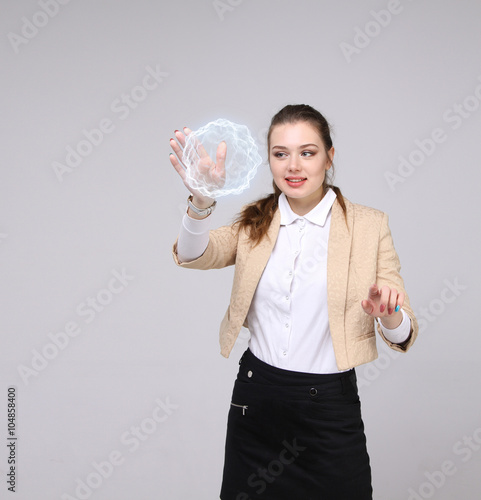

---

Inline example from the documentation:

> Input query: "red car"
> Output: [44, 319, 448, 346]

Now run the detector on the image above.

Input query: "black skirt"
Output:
[220, 349, 372, 500]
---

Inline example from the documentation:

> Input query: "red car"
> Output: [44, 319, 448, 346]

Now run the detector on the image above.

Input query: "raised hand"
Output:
[169, 127, 226, 208]
[361, 284, 404, 328]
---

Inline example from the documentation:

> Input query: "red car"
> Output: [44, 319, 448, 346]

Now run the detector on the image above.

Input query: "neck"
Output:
[286, 189, 325, 216]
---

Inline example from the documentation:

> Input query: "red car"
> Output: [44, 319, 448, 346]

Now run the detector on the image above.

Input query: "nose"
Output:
[288, 155, 301, 172]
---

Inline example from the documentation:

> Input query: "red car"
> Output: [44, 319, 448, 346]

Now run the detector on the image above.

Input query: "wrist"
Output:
[379, 310, 403, 329]
[191, 195, 214, 209]
[187, 195, 216, 219]
[187, 207, 210, 220]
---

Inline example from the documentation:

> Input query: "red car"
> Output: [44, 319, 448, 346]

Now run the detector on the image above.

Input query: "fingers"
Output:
[170, 128, 193, 185]
[172, 126, 213, 162]
[169, 151, 187, 182]
[170, 134, 186, 168]
[387, 288, 398, 315]
[175, 127, 190, 148]
[170, 126, 197, 172]
[171, 127, 191, 156]
[216, 141, 227, 179]
[195, 140, 210, 160]
[361, 299, 374, 315]
[378, 285, 404, 316]
[379, 286, 390, 314]
[362, 284, 405, 317]
[367, 283, 380, 300]
[216, 141, 227, 165]
[396, 291, 405, 311]
[182, 127, 210, 160]
[170, 126, 228, 194]
[361, 285, 378, 317]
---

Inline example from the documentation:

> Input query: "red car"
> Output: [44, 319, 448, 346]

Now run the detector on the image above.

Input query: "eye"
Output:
[274, 152, 287, 158]
[301, 150, 315, 157]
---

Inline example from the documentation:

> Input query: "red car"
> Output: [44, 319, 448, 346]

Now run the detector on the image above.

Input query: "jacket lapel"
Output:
[236, 209, 281, 328]
[327, 199, 353, 342]
[244, 208, 281, 281]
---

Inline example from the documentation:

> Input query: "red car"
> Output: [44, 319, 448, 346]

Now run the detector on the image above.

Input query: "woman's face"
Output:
[269, 121, 334, 213]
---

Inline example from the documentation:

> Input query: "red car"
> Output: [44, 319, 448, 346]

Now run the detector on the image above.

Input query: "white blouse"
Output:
[176, 190, 411, 373]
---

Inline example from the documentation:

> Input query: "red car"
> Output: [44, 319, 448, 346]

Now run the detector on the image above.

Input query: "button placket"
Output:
[280, 219, 308, 369]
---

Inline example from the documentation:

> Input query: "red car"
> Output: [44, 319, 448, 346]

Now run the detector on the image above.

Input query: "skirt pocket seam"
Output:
[230, 402, 249, 415]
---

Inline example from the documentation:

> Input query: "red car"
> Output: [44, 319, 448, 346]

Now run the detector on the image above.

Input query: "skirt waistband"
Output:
[238, 348, 356, 393]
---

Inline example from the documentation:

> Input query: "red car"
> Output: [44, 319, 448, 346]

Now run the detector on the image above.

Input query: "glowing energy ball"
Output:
[182, 118, 262, 198]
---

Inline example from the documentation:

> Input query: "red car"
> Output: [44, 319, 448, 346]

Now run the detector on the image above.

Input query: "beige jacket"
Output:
[172, 197, 418, 370]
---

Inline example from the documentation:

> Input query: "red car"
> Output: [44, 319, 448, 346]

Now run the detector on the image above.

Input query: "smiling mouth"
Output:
[285, 177, 307, 183]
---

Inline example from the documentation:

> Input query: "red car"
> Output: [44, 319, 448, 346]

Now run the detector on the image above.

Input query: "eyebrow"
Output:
[271, 143, 319, 150]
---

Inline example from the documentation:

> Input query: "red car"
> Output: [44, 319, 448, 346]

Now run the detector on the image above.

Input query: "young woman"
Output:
[170, 105, 418, 500]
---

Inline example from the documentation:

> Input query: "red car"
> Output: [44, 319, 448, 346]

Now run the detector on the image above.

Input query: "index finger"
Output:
[183, 127, 212, 161]
[173, 126, 195, 149]
[190, 134, 210, 160]
[367, 284, 380, 299]
[216, 141, 227, 171]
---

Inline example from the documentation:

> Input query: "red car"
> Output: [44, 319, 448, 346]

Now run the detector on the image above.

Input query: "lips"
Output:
[285, 177, 307, 187]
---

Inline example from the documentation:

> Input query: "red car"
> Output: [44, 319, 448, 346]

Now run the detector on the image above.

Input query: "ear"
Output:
[326, 147, 335, 170]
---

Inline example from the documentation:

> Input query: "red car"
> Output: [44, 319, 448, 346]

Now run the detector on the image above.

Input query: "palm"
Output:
[170, 127, 226, 202]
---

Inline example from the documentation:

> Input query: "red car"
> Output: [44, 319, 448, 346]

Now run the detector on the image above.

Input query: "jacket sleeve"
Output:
[375, 213, 419, 352]
[172, 223, 238, 270]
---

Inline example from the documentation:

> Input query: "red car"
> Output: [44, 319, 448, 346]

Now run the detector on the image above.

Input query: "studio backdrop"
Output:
[1, 1, 480, 499]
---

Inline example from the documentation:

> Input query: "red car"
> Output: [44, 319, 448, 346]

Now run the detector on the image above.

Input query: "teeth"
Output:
[287, 179, 305, 182]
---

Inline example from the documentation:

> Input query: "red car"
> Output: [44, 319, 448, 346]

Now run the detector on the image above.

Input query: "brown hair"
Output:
[234, 104, 346, 246]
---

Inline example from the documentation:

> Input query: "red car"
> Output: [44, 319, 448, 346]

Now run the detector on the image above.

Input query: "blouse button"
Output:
[310, 388, 318, 396]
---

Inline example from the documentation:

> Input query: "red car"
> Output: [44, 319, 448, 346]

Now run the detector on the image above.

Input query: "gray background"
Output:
[1, 0, 480, 499]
